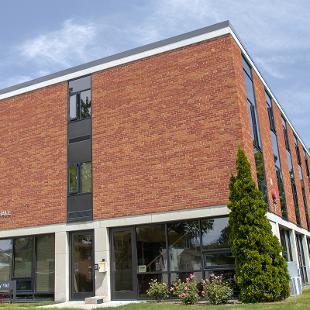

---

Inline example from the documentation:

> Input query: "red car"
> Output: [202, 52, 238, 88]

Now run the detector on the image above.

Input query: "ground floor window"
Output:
[110, 216, 233, 299]
[296, 234, 308, 285]
[279, 228, 293, 262]
[0, 234, 55, 300]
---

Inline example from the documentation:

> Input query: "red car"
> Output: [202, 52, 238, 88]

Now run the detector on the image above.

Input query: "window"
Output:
[242, 56, 268, 205]
[80, 162, 92, 193]
[276, 166, 287, 219]
[69, 76, 91, 121]
[296, 234, 308, 284]
[282, 117, 290, 151]
[35, 235, 55, 293]
[302, 185, 310, 230]
[266, 92, 276, 132]
[0, 239, 12, 281]
[133, 217, 232, 297]
[68, 162, 92, 194]
[254, 147, 268, 203]
[266, 91, 287, 218]
[13, 237, 33, 279]
[69, 165, 78, 193]
[168, 220, 201, 272]
[294, 135, 302, 166]
[279, 229, 292, 262]
[304, 148, 310, 181]
[291, 181, 301, 226]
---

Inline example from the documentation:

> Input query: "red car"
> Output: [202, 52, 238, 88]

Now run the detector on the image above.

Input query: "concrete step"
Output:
[84, 296, 105, 304]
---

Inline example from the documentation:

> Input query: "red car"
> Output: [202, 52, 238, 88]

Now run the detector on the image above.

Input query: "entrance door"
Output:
[110, 227, 137, 300]
[70, 231, 94, 300]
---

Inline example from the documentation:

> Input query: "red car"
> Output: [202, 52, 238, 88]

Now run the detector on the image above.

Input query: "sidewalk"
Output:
[41, 300, 142, 309]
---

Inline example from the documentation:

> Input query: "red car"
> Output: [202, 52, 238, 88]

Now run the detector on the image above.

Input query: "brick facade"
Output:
[0, 83, 67, 229]
[92, 35, 244, 219]
[0, 32, 308, 230]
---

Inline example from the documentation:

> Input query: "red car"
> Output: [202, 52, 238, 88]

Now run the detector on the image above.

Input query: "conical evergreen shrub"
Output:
[228, 148, 290, 303]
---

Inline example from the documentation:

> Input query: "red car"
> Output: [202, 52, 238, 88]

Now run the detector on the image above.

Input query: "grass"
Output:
[0, 289, 310, 310]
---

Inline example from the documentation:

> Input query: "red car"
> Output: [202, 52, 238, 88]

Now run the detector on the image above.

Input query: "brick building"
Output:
[0, 21, 309, 301]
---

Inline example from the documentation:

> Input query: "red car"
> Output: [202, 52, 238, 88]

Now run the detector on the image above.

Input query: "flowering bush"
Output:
[170, 274, 199, 304]
[146, 279, 169, 301]
[202, 274, 233, 305]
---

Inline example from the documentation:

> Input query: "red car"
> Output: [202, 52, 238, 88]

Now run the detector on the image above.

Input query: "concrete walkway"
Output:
[41, 300, 142, 309]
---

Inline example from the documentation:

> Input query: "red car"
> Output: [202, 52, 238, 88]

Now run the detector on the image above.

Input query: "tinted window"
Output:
[254, 147, 268, 203]
[13, 237, 33, 278]
[69, 76, 91, 94]
[80, 90, 91, 119]
[168, 220, 201, 271]
[242, 57, 252, 77]
[35, 234, 55, 293]
[275, 166, 287, 218]
[80, 162, 92, 193]
[70, 94, 77, 120]
[136, 224, 167, 272]
[69, 165, 78, 193]
[244, 74, 255, 104]
[0, 239, 12, 281]
[279, 229, 292, 262]
[201, 217, 229, 250]
[271, 131, 280, 168]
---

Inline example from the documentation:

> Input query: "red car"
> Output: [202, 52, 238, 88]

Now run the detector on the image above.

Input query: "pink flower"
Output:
[184, 286, 188, 291]
[189, 273, 194, 280]
[169, 287, 174, 292]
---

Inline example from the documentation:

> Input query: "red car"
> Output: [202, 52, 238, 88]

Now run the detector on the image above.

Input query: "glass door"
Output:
[70, 231, 94, 300]
[110, 227, 137, 300]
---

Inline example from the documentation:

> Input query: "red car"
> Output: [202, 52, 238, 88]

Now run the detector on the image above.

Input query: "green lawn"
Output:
[0, 289, 310, 310]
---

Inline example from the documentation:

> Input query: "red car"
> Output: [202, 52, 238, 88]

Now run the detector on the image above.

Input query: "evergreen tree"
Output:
[228, 148, 290, 303]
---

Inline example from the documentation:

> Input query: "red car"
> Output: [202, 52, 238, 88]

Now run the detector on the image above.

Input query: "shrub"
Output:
[146, 279, 169, 301]
[202, 274, 233, 304]
[170, 274, 199, 304]
[228, 148, 290, 303]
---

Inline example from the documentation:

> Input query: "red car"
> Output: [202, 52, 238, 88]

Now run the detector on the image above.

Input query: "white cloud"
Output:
[19, 19, 98, 67]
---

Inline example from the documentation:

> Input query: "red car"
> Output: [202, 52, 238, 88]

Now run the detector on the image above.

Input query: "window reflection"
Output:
[201, 217, 229, 249]
[136, 224, 167, 272]
[168, 220, 201, 272]
[14, 237, 33, 278]
[36, 235, 55, 293]
[0, 239, 12, 282]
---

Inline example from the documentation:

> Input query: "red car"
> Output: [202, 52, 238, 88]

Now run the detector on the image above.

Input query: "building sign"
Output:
[0, 210, 11, 217]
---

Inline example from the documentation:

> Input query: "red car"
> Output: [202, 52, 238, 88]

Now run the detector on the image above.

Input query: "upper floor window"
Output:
[242, 56, 261, 149]
[68, 162, 92, 194]
[304, 148, 310, 179]
[266, 92, 276, 132]
[69, 76, 91, 121]
[294, 135, 302, 166]
[281, 117, 290, 152]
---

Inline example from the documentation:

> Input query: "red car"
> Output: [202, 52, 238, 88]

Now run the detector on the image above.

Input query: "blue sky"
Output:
[1, 0, 309, 146]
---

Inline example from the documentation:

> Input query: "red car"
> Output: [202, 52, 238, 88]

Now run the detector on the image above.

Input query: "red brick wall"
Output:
[0, 83, 67, 229]
[92, 35, 245, 219]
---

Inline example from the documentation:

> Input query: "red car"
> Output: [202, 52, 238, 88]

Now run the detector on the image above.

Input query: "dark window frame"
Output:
[0, 233, 55, 299]
[68, 75, 92, 122]
[131, 216, 232, 297]
[68, 161, 92, 196]
[69, 89, 91, 122]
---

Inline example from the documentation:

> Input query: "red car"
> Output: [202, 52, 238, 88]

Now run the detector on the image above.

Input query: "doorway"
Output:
[70, 230, 94, 300]
[110, 227, 137, 300]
